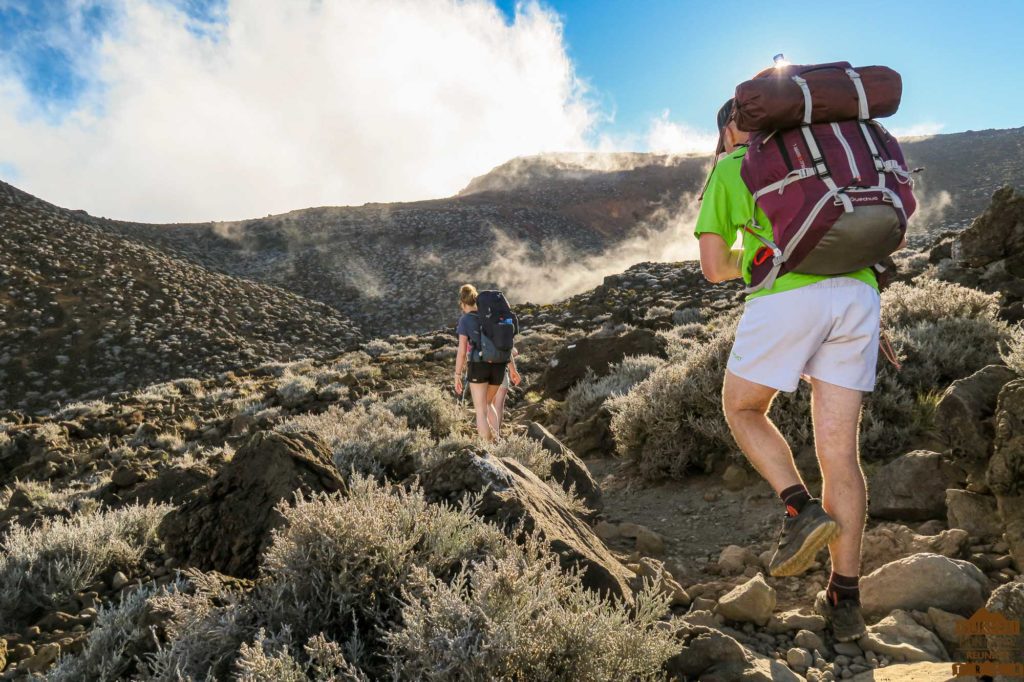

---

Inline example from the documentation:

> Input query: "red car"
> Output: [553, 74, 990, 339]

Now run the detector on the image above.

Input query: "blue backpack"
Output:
[472, 290, 518, 363]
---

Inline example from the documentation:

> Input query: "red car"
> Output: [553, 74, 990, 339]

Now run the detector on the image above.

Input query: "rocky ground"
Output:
[2, 186, 1024, 680]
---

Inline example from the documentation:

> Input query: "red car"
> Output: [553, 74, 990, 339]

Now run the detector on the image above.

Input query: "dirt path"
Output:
[583, 454, 837, 612]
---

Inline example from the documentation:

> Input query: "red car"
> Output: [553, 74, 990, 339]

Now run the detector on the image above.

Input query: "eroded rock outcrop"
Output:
[420, 446, 634, 601]
[159, 430, 344, 577]
[540, 327, 667, 399]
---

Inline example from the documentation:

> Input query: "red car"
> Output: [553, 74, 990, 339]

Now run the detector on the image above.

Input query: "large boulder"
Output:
[946, 489, 1003, 539]
[957, 186, 1024, 269]
[540, 327, 667, 399]
[861, 522, 969, 574]
[859, 609, 949, 663]
[868, 451, 965, 522]
[935, 365, 1017, 467]
[159, 431, 344, 578]
[988, 378, 1024, 571]
[524, 421, 602, 511]
[419, 446, 634, 601]
[861, 553, 990, 619]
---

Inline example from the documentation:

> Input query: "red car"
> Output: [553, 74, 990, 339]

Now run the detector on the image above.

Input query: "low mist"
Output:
[472, 195, 703, 304]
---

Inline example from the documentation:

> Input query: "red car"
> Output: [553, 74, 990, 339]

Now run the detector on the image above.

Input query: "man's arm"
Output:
[699, 233, 744, 283]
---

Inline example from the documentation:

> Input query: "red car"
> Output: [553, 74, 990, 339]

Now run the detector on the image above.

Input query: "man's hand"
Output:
[509, 365, 522, 386]
[454, 374, 463, 395]
[699, 233, 743, 283]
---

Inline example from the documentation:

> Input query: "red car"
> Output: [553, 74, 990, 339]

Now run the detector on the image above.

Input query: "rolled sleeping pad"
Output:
[733, 61, 902, 132]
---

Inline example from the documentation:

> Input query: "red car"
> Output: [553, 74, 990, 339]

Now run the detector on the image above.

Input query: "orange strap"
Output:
[879, 329, 901, 371]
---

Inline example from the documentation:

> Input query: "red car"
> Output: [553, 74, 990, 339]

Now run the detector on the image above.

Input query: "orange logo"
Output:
[953, 608, 1023, 678]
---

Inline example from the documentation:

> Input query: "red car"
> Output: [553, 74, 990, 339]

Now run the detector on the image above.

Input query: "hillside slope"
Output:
[0, 182, 361, 413]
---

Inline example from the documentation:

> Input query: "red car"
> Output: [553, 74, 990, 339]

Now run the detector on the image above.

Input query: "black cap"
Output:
[714, 98, 735, 157]
[716, 98, 735, 131]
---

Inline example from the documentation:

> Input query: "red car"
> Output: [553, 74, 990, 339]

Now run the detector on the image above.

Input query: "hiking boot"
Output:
[767, 499, 838, 577]
[815, 590, 867, 642]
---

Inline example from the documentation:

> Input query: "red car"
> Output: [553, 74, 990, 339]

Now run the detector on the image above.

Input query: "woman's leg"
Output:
[491, 385, 507, 434]
[470, 382, 493, 440]
[485, 384, 502, 440]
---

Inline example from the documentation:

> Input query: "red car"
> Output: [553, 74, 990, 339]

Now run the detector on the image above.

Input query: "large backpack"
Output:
[733, 62, 918, 293]
[472, 290, 518, 363]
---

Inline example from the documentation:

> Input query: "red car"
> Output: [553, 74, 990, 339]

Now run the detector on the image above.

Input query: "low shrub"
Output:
[1001, 323, 1024, 375]
[277, 373, 317, 408]
[49, 582, 174, 682]
[488, 434, 556, 478]
[609, 319, 738, 479]
[234, 631, 368, 682]
[386, 538, 678, 681]
[564, 356, 665, 422]
[881, 278, 1000, 328]
[383, 383, 461, 439]
[144, 570, 256, 681]
[278, 404, 432, 480]
[56, 399, 112, 420]
[253, 477, 509, 674]
[0, 504, 170, 630]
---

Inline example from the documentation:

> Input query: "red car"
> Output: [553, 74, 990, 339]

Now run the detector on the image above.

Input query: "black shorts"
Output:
[467, 361, 507, 386]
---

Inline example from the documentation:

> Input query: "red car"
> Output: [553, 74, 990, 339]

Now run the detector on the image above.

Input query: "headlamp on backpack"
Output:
[773, 53, 790, 68]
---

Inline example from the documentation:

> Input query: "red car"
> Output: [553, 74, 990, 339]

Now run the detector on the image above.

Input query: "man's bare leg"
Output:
[809, 377, 867, 577]
[808, 376, 869, 641]
[722, 370, 804, 493]
[724, 370, 839, 577]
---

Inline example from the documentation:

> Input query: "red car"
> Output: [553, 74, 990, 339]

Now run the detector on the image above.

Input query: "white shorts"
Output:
[728, 278, 881, 393]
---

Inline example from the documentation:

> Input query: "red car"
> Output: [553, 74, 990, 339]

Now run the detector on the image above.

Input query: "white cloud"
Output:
[594, 109, 717, 156]
[644, 109, 718, 154]
[0, 0, 595, 222]
[888, 121, 945, 139]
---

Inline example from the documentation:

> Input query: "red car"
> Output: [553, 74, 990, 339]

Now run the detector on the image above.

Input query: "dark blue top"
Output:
[456, 312, 479, 341]
[456, 312, 481, 360]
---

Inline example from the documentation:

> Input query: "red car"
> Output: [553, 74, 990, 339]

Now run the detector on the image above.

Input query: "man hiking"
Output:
[695, 97, 907, 642]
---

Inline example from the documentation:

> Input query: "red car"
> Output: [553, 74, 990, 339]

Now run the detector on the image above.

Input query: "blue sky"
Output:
[0, 0, 1020, 222]
[499, 0, 1022, 138]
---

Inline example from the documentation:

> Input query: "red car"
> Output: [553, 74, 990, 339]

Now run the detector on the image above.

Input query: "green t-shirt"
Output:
[694, 146, 876, 300]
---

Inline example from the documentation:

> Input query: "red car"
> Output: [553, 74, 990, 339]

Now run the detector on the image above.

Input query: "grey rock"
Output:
[861, 553, 989, 619]
[716, 573, 777, 627]
[983, 581, 1024, 666]
[868, 451, 965, 522]
[858, 610, 949, 663]
[936, 364, 1016, 464]
[159, 430, 345, 578]
[524, 421, 602, 511]
[946, 489, 1002, 538]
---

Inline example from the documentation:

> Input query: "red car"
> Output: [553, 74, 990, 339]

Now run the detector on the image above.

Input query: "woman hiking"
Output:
[454, 284, 521, 441]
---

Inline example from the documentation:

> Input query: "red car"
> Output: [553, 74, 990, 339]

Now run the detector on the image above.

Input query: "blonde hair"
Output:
[459, 283, 478, 307]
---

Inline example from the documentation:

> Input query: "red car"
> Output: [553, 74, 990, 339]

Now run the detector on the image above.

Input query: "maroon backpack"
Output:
[735, 62, 918, 292]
